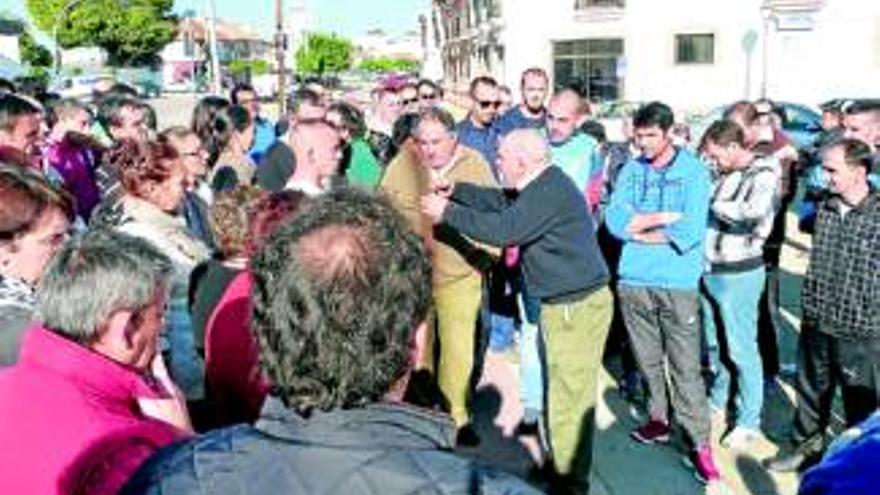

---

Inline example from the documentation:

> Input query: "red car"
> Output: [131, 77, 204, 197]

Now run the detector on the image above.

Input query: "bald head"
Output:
[497, 129, 551, 189]
[290, 119, 342, 185]
[548, 89, 589, 144]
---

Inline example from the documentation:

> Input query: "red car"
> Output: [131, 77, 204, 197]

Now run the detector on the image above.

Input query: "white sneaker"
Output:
[721, 426, 763, 450]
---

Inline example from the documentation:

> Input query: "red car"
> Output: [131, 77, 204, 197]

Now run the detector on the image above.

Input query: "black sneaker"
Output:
[456, 424, 480, 447]
[514, 420, 539, 437]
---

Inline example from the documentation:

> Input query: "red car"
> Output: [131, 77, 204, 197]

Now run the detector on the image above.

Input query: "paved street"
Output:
[466, 215, 813, 495]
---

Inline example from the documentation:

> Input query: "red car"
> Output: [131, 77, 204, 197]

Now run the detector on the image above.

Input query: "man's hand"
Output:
[431, 177, 454, 198]
[420, 193, 450, 225]
[138, 353, 193, 433]
[633, 231, 669, 244]
[627, 212, 682, 235]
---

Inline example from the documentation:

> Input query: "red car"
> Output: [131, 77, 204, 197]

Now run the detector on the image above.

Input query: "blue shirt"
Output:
[457, 118, 499, 178]
[800, 411, 880, 495]
[605, 147, 711, 290]
[249, 116, 276, 165]
[493, 106, 546, 138]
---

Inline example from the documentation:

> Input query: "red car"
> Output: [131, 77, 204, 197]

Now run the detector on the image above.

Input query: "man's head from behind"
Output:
[36, 229, 173, 372]
[497, 129, 551, 189]
[290, 119, 342, 187]
[250, 188, 432, 413]
[547, 89, 589, 144]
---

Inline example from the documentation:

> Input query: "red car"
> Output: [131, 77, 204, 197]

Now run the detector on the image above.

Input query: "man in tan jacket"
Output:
[380, 107, 497, 445]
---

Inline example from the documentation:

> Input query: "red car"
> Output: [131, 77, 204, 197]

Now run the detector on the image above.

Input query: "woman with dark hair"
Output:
[202, 190, 311, 427]
[207, 105, 256, 192]
[326, 101, 381, 190]
[107, 139, 211, 405]
[0, 164, 74, 366]
[190, 95, 230, 168]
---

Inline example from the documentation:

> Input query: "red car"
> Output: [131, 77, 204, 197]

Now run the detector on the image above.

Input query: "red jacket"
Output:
[0, 326, 185, 495]
[204, 270, 269, 427]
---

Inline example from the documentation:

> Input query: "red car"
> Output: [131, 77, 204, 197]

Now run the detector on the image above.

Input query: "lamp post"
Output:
[760, 1, 774, 99]
[53, 0, 86, 75]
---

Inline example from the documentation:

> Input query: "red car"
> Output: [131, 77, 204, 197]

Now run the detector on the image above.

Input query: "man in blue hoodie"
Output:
[605, 101, 719, 484]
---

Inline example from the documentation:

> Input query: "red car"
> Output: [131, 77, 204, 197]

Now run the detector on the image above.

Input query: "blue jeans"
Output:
[701, 267, 766, 429]
[519, 283, 544, 421]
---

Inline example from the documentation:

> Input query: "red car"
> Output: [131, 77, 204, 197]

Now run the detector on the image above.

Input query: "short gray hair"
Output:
[413, 106, 457, 135]
[36, 229, 173, 343]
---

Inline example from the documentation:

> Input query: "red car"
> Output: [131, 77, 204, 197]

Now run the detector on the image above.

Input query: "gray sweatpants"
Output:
[619, 286, 711, 447]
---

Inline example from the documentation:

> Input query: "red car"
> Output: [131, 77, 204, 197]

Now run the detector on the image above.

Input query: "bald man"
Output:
[283, 120, 342, 196]
[422, 129, 611, 495]
[547, 90, 604, 215]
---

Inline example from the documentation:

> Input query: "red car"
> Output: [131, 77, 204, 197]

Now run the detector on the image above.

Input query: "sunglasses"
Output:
[420, 93, 438, 100]
[402, 98, 418, 105]
[477, 99, 502, 109]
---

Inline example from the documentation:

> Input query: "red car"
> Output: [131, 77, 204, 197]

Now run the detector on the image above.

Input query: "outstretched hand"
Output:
[421, 193, 450, 225]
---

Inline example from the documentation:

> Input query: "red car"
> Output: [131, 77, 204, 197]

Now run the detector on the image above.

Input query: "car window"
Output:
[784, 105, 820, 132]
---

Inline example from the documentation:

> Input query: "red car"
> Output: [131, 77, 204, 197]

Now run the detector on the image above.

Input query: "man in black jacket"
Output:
[421, 129, 612, 495]
[122, 188, 539, 495]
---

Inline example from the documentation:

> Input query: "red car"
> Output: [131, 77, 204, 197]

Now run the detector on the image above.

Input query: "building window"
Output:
[553, 38, 624, 102]
[575, 0, 625, 8]
[675, 34, 714, 64]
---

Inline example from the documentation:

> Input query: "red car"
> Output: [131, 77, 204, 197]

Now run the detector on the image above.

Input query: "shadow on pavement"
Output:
[735, 455, 783, 495]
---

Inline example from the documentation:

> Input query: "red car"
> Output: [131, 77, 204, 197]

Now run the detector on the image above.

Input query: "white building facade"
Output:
[431, 0, 880, 112]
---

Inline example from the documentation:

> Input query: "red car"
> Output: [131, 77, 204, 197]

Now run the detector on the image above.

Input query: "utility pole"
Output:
[275, 0, 287, 114]
[207, 0, 222, 94]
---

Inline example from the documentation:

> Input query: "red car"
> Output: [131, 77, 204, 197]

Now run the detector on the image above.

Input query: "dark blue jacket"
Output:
[122, 398, 540, 495]
[799, 412, 880, 495]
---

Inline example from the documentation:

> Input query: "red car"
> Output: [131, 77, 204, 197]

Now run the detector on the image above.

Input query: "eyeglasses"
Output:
[477, 100, 502, 110]
[402, 98, 418, 105]
[420, 93, 438, 100]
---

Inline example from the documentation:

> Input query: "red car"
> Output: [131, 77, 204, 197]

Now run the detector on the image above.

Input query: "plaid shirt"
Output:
[802, 190, 880, 338]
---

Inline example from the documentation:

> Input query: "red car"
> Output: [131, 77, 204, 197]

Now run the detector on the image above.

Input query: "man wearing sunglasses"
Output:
[457, 76, 501, 179]
[417, 79, 444, 111]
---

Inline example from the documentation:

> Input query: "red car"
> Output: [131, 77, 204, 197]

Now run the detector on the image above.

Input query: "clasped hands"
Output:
[420, 177, 454, 224]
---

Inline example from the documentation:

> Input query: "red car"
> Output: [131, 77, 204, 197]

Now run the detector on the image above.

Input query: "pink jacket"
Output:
[0, 326, 186, 495]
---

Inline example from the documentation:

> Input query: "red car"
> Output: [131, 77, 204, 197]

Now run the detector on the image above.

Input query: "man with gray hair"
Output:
[422, 129, 611, 494]
[0, 229, 190, 495]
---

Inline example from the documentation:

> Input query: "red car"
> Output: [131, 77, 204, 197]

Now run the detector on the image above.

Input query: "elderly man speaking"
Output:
[422, 129, 611, 495]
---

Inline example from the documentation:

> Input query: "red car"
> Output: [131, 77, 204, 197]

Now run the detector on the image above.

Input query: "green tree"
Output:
[228, 59, 270, 78]
[359, 57, 419, 74]
[25, 0, 176, 66]
[19, 31, 53, 67]
[295, 32, 353, 75]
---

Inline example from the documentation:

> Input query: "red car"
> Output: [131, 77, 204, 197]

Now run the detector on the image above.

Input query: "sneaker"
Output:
[630, 419, 670, 444]
[721, 426, 762, 450]
[514, 420, 539, 437]
[687, 445, 721, 483]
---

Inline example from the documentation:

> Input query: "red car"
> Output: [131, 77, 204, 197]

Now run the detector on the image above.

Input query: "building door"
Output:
[553, 38, 624, 102]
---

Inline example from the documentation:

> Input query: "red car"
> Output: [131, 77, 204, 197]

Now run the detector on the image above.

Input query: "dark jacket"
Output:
[122, 398, 540, 495]
[802, 191, 880, 339]
[255, 141, 295, 192]
[444, 165, 609, 302]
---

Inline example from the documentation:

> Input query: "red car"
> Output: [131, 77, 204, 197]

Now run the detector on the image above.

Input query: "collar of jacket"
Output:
[822, 188, 880, 214]
[121, 195, 211, 263]
[18, 325, 165, 406]
[255, 397, 457, 451]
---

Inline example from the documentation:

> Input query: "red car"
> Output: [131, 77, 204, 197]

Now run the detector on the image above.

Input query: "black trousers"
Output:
[792, 323, 880, 444]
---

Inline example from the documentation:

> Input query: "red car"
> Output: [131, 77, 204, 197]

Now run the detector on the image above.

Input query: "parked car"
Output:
[689, 101, 822, 151]
[49, 74, 113, 101]
[116, 68, 163, 99]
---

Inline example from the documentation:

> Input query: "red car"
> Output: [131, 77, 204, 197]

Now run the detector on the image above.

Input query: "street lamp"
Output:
[760, 1, 774, 99]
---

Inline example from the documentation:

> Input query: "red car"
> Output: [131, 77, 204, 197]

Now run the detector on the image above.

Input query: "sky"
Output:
[5, 0, 430, 44]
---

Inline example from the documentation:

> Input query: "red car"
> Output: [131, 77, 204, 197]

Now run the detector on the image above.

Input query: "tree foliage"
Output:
[358, 57, 419, 74]
[25, 0, 176, 66]
[295, 32, 353, 75]
[19, 31, 53, 67]
[228, 59, 270, 77]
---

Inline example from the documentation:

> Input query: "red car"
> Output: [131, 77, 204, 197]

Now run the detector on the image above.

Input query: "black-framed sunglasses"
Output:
[402, 98, 418, 105]
[420, 93, 438, 100]
[477, 99, 502, 109]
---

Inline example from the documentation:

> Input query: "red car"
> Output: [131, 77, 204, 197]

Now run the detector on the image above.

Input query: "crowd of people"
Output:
[0, 67, 878, 495]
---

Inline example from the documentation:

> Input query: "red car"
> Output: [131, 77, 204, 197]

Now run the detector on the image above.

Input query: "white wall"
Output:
[0, 35, 21, 63]
[494, 0, 880, 113]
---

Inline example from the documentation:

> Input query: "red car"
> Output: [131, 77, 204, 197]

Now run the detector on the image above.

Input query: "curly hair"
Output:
[250, 187, 432, 413]
[109, 139, 179, 199]
[209, 185, 267, 259]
